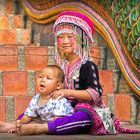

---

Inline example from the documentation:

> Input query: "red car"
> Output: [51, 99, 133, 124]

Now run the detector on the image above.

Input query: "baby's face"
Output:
[37, 67, 59, 95]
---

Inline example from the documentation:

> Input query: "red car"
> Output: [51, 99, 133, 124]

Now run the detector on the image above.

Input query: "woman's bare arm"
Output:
[51, 89, 92, 101]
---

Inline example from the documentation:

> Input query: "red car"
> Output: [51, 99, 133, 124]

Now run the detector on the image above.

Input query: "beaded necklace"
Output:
[64, 57, 81, 89]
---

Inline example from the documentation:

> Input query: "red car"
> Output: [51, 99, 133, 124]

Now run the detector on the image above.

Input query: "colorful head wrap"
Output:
[53, 10, 94, 44]
[53, 11, 94, 65]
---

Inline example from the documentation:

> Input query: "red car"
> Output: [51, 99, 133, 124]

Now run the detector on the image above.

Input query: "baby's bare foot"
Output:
[0, 121, 15, 133]
[17, 124, 48, 135]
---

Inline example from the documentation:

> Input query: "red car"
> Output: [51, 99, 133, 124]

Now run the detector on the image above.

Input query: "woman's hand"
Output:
[51, 89, 92, 101]
[51, 89, 70, 100]
[50, 89, 66, 100]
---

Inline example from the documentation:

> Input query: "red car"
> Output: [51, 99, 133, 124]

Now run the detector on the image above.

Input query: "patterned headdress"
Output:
[53, 11, 94, 65]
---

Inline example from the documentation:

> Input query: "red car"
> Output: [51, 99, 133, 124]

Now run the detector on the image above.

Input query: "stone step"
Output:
[0, 93, 139, 123]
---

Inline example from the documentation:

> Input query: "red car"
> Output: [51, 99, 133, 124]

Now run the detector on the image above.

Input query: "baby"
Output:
[0, 65, 74, 133]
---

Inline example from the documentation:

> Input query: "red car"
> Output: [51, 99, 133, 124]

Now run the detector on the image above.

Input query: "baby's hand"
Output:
[8, 120, 20, 133]
[15, 120, 21, 135]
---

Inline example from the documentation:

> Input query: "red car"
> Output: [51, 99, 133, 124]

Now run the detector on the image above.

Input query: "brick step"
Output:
[0, 15, 25, 29]
[0, 46, 109, 70]
[0, 0, 23, 16]
[90, 47, 119, 71]
[0, 29, 31, 45]
[0, 47, 49, 71]
[102, 94, 132, 122]
[0, 94, 135, 123]
[0, 68, 114, 95]
[0, 96, 32, 122]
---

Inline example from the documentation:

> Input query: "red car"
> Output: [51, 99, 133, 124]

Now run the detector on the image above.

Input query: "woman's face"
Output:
[57, 33, 76, 55]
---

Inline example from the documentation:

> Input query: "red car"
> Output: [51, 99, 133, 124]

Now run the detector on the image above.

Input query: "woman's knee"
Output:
[48, 111, 91, 135]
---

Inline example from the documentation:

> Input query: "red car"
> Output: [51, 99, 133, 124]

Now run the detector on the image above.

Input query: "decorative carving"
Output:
[20, 0, 140, 96]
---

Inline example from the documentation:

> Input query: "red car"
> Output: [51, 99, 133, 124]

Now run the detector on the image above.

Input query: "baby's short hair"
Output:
[46, 65, 65, 83]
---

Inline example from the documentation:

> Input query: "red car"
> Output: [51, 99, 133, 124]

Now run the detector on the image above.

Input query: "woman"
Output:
[16, 10, 139, 135]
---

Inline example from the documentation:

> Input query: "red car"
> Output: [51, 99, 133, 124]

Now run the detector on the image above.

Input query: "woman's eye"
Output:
[58, 36, 63, 39]
[68, 35, 74, 38]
